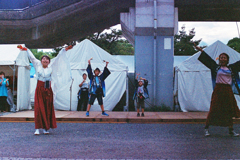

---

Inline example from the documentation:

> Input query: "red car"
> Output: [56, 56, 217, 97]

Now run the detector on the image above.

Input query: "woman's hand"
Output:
[17, 45, 27, 51]
[65, 45, 73, 51]
[5, 79, 9, 86]
[194, 43, 203, 52]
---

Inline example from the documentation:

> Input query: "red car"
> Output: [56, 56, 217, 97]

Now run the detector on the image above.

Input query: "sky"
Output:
[40, 22, 240, 52]
[110, 22, 240, 47]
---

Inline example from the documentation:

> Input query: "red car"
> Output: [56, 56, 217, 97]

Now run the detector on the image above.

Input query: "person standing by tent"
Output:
[0, 72, 9, 112]
[77, 73, 89, 111]
[133, 73, 149, 117]
[18, 45, 72, 135]
[86, 58, 111, 117]
[195, 44, 240, 137]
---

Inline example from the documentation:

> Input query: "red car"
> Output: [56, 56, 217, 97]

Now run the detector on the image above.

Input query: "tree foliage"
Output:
[227, 37, 240, 53]
[84, 29, 134, 55]
[51, 28, 134, 56]
[174, 25, 206, 55]
[29, 49, 53, 60]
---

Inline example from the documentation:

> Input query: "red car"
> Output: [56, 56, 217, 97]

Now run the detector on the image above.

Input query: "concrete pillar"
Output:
[121, 0, 178, 109]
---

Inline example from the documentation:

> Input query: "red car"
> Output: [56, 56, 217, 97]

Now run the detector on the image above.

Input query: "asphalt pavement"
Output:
[0, 122, 240, 159]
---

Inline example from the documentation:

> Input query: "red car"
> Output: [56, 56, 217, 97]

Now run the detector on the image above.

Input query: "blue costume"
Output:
[133, 79, 149, 101]
[86, 64, 111, 105]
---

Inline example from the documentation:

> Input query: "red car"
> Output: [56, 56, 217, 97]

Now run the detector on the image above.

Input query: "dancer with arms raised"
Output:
[18, 45, 72, 135]
[195, 44, 240, 137]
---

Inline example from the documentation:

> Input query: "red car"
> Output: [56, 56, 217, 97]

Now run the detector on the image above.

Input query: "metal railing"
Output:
[0, 0, 47, 10]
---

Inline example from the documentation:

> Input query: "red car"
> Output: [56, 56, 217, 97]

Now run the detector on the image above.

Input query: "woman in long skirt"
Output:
[19, 45, 72, 135]
[196, 44, 240, 137]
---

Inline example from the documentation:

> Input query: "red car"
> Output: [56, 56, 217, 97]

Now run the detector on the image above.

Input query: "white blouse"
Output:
[81, 80, 89, 89]
[27, 49, 64, 82]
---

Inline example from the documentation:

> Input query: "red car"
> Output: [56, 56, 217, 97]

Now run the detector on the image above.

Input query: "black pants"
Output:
[77, 91, 89, 111]
[0, 96, 7, 112]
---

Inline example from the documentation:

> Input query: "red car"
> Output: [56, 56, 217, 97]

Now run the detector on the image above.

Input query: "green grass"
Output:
[144, 104, 172, 112]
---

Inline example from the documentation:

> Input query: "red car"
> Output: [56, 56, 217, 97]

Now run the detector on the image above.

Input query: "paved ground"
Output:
[0, 123, 240, 159]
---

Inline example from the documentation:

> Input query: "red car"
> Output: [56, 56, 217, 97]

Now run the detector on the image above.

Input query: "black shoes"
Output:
[137, 113, 144, 117]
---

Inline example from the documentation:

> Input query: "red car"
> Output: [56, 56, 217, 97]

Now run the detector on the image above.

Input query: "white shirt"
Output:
[81, 80, 89, 89]
[27, 50, 54, 82]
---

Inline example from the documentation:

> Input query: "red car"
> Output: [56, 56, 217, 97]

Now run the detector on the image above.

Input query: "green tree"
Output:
[51, 28, 134, 56]
[82, 29, 134, 55]
[174, 25, 206, 55]
[30, 49, 53, 60]
[227, 37, 240, 53]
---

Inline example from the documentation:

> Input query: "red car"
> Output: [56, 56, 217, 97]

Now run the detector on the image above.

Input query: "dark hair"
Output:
[0, 71, 5, 76]
[41, 55, 51, 63]
[219, 53, 229, 65]
[94, 68, 100, 73]
[82, 73, 87, 77]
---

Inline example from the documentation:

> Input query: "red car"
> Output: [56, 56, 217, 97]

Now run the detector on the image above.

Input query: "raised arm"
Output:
[229, 60, 240, 72]
[198, 51, 218, 70]
[26, 49, 41, 66]
[195, 44, 218, 70]
[86, 58, 93, 80]
[5, 78, 9, 87]
[100, 61, 111, 81]
[49, 45, 73, 66]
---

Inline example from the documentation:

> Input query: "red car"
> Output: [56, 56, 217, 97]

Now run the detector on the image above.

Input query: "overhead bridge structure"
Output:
[0, 0, 240, 109]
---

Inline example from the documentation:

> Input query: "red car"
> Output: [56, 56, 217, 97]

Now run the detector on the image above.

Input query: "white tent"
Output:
[30, 39, 128, 111]
[174, 56, 190, 67]
[174, 40, 240, 112]
[0, 45, 31, 111]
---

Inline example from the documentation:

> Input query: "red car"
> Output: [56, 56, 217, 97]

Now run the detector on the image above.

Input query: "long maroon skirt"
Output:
[206, 83, 240, 127]
[34, 80, 57, 130]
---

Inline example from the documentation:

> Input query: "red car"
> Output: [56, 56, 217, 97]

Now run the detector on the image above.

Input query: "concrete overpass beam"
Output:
[120, 8, 136, 46]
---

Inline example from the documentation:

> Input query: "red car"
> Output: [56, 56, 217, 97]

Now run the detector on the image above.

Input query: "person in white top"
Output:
[77, 73, 89, 111]
[18, 45, 72, 135]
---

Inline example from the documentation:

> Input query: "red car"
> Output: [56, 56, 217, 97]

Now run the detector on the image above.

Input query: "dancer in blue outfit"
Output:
[86, 58, 111, 117]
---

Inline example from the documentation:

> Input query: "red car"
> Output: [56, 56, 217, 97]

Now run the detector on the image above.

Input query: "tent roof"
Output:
[65, 39, 128, 72]
[0, 44, 21, 65]
[113, 55, 134, 73]
[174, 56, 190, 67]
[177, 40, 240, 71]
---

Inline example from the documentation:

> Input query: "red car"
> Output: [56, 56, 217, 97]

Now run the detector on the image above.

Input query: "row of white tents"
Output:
[1, 40, 240, 112]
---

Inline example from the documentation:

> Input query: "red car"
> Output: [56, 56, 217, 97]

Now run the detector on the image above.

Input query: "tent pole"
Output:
[9, 63, 16, 96]
[69, 78, 74, 111]
[12, 62, 16, 96]
[126, 71, 129, 111]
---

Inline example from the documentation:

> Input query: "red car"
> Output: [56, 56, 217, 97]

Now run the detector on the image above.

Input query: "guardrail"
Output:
[0, 0, 47, 10]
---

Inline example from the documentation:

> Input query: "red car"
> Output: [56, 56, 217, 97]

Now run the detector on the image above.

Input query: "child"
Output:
[86, 58, 111, 116]
[133, 73, 149, 117]
[77, 73, 89, 111]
